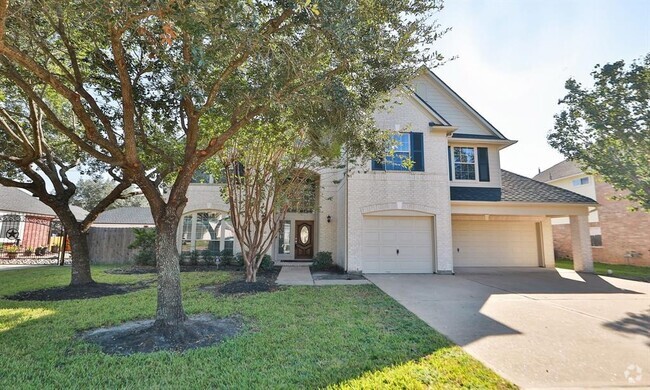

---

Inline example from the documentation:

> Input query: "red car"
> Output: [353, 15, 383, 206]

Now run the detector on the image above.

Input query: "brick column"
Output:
[570, 215, 594, 272]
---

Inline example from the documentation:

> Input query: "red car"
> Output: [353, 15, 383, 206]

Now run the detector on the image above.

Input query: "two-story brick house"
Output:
[165, 68, 598, 273]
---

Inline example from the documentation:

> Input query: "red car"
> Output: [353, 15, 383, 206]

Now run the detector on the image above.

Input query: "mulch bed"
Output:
[80, 314, 244, 355]
[218, 279, 278, 295]
[201, 267, 282, 296]
[4, 280, 154, 301]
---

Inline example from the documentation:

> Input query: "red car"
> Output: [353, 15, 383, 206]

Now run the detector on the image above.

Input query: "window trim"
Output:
[452, 146, 478, 182]
[372, 132, 424, 172]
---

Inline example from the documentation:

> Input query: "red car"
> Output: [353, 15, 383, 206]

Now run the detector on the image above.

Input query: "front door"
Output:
[294, 220, 314, 259]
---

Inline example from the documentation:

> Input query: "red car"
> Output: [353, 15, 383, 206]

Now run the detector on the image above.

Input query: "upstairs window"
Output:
[572, 177, 589, 186]
[372, 132, 424, 172]
[453, 147, 476, 180]
[448, 146, 490, 182]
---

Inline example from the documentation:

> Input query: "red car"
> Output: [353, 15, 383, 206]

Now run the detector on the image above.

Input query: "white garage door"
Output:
[362, 216, 434, 273]
[452, 220, 540, 267]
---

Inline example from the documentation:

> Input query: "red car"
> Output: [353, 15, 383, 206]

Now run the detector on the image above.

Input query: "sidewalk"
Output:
[276, 266, 314, 286]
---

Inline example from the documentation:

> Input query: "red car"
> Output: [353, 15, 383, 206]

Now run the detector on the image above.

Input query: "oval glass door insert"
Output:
[299, 225, 310, 244]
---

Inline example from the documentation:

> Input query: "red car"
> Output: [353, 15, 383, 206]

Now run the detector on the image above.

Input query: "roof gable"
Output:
[411, 68, 508, 140]
[533, 160, 584, 182]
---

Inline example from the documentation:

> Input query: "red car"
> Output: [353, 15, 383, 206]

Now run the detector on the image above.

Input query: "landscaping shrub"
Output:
[128, 228, 156, 266]
[234, 252, 245, 267]
[201, 250, 216, 264]
[312, 251, 333, 270]
[258, 254, 273, 271]
[219, 249, 235, 266]
[189, 250, 200, 266]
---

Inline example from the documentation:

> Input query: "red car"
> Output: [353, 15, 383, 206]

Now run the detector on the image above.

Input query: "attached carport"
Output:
[451, 170, 599, 272]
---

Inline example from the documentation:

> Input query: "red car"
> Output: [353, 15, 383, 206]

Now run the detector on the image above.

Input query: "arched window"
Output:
[180, 211, 234, 255]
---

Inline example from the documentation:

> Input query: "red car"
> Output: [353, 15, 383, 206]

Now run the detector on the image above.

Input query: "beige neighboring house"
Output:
[534, 160, 650, 266]
[96, 68, 599, 273]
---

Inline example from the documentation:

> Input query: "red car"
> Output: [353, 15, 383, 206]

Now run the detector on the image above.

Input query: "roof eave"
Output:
[448, 137, 517, 149]
[451, 200, 599, 207]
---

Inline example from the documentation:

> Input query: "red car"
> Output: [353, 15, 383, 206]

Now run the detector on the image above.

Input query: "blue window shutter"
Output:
[410, 133, 424, 172]
[372, 159, 385, 171]
[447, 146, 452, 181]
[477, 147, 490, 182]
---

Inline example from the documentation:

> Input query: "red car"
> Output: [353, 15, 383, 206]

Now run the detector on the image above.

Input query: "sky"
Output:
[429, 0, 650, 177]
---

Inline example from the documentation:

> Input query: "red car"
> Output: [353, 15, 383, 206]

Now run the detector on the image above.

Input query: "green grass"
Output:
[0, 266, 514, 389]
[556, 259, 650, 282]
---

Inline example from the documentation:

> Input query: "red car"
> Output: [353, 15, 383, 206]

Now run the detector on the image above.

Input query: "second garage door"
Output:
[452, 220, 540, 267]
[362, 216, 434, 273]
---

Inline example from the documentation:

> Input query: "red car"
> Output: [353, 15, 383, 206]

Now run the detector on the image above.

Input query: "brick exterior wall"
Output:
[553, 180, 650, 266]
[595, 180, 650, 265]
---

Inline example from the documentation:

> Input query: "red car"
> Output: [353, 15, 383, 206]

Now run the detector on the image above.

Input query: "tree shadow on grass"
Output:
[3, 280, 155, 301]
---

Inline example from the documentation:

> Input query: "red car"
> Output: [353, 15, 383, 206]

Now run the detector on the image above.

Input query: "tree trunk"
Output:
[67, 225, 94, 285]
[153, 208, 187, 329]
[55, 208, 95, 286]
[244, 253, 257, 282]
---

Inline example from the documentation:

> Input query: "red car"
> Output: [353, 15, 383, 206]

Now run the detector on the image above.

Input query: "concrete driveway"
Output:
[367, 268, 650, 389]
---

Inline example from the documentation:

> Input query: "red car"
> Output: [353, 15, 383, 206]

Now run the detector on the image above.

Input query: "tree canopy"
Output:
[71, 178, 146, 212]
[549, 54, 650, 210]
[0, 0, 450, 328]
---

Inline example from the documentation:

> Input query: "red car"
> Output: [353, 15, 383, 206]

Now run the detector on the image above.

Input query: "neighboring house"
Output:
[97, 68, 598, 272]
[0, 186, 87, 250]
[93, 207, 155, 228]
[534, 160, 650, 266]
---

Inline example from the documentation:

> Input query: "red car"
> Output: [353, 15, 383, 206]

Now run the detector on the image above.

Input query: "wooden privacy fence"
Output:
[88, 227, 138, 264]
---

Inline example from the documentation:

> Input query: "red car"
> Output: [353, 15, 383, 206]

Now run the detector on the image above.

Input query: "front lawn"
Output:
[556, 259, 650, 282]
[0, 266, 513, 389]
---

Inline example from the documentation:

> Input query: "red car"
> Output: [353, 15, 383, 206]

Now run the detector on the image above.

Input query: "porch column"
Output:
[569, 215, 593, 272]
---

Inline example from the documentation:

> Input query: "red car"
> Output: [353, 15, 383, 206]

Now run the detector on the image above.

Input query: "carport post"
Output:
[569, 215, 593, 272]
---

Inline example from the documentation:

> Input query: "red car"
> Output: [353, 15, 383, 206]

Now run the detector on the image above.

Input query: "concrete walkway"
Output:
[275, 266, 372, 286]
[275, 266, 314, 285]
[367, 268, 650, 389]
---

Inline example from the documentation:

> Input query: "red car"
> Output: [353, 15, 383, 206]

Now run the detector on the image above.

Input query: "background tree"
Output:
[0, 86, 133, 285]
[216, 126, 318, 283]
[71, 178, 146, 212]
[0, 0, 448, 331]
[549, 54, 650, 210]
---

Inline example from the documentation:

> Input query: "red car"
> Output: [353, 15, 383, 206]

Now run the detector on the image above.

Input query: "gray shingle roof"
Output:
[533, 160, 583, 182]
[450, 170, 597, 204]
[94, 207, 154, 225]
[0, 186, 56, 215]
[0, 186, 88, 220]
[502, 170, 596, 203]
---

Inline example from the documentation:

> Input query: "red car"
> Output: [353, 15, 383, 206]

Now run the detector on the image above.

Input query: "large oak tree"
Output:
[0, 82, 134, 285]
[0, 0, 448, 330]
